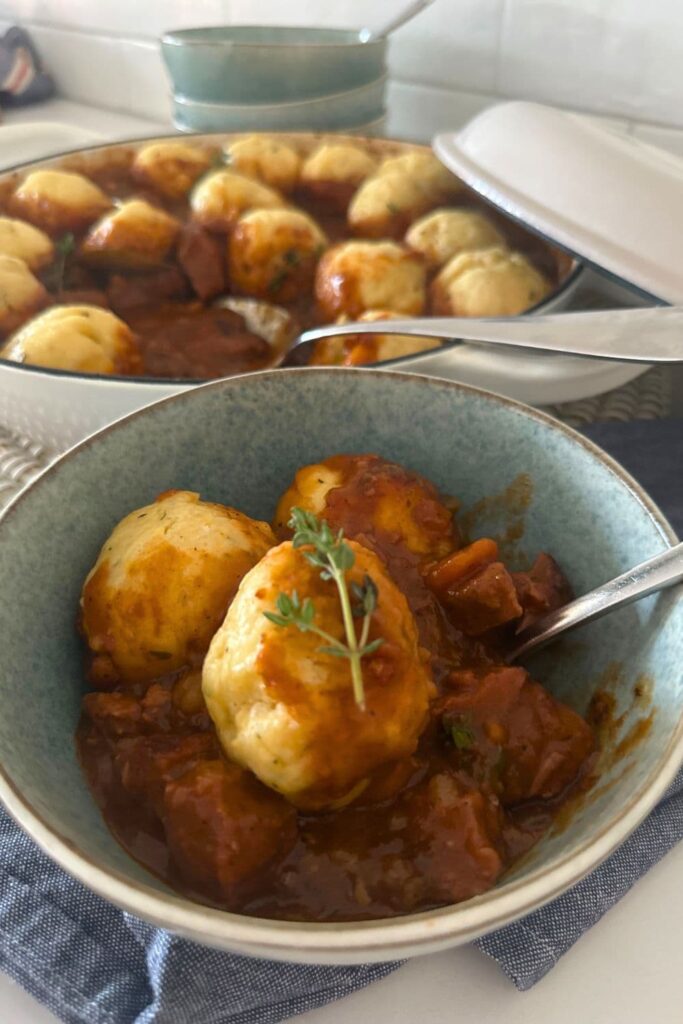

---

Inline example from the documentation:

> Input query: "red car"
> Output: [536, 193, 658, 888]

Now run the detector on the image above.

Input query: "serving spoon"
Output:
[293, 305, 683, 367]
[509, 542, 683, 662]
[359, 0, 437, 42]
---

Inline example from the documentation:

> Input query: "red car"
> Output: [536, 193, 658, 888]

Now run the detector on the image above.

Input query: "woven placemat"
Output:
[0, 365, 672, 513]
[0, 425, 51, 511]
[544, 363, 672, 428]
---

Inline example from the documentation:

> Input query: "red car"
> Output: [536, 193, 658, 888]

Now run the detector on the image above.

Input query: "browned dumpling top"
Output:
[9, 169, 111, 235]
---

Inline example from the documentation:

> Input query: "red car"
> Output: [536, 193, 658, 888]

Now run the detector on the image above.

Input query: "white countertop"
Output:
[1, 97, 169, 139]
[0, 97, 681, 1024]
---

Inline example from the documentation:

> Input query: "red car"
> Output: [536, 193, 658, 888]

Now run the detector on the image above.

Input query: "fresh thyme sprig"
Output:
[263, 507, 383, 710]
[45, 232, 75, 294]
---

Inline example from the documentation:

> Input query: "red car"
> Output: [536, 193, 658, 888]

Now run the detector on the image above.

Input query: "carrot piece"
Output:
[425, 537, 499, 592]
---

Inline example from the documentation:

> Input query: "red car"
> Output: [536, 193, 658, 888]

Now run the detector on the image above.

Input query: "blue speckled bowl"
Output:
[0, 369, 681, 963]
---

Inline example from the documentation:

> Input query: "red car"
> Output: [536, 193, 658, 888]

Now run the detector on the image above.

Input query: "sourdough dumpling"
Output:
[228, 208, 327, 302]
[0, 216, 54, 269]
[132, 141, 213, 200]
[348, 151, 463, 238]
[1, 304, 141, 374]
[202, 538, 434, 810]
[80, 199, 181, 270]
[347, 172, 433, 239]
[315, 240, 426, 320]
[310, 309, 437, 366]
[406, 208, 504, 267]
[431, 246, 551, 317]
[0, 255, 48, 334]
[274, 454, 455, 562]
[300, 142, 378, 209]
[225, 135, 301, 193]
[377, 151, 462, 200]
[190, 170, 284, 232]
[163, 760, 297, 901]
[81, 490, 275, 685]
[9, 169, 111, 235]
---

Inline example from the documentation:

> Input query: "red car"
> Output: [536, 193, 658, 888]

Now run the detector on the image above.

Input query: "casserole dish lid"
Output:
[434, 101, 683, 304]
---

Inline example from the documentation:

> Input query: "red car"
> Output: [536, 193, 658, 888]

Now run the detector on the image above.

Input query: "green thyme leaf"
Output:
[268, 269, 288, 293]
[318, 645, 350, 658]
[359, 637, 384, 657]
[263, 611, 289, 627]
[46, 232, 76, 294]
[264, 506, 385, 710]
[56, 232, 75, 256]
[449, 718, 475, 750]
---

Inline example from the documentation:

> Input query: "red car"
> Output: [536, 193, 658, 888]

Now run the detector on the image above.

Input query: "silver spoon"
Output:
[294, 306, 683, 367]
[359, 0, 437, 42]
[509, 542, 683, 662]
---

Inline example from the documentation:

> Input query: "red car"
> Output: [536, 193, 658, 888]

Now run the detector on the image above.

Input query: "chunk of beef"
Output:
[437, 666, 595, 805]
[513, 553, 573, 630]
[107, 266, 189, 315]
[163, 760, 297, 901]
[177, 223, 225, 300]
[57, 289, 109, 307]
[443, 562, 523, 635]
[114, 732, 218, 811]
[139, 682, 174, 732]
[82, 691, 143, 740]
[405, 772, 505, 903]
[128, 304, 271, 379]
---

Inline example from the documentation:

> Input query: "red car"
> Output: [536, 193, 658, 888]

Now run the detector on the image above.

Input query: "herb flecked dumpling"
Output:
[80, 490, 274, 686]
[228, 208, 327, 302]
[202, 537, 433, 810]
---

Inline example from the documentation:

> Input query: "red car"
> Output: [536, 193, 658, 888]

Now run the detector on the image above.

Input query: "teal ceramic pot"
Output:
[171, 74, 387, 133]
[0, 369, 680, 963]
[161, 26, 387, 104]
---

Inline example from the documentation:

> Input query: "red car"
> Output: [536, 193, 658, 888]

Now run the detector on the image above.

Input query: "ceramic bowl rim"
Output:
[161, 25, 386, 51]
[0, 366, 680, 959]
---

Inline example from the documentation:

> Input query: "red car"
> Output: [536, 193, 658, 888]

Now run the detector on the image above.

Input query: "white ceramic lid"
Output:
[434, 101, 683, 304]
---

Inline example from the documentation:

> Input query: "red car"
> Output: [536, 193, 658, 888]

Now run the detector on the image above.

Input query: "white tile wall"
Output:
[0, 0, 683, 151]
[0, 0, 233, 38]
[121, 39, 171, 124]
[497, 0, 683, 128]
[27, 24, 126, 109]
[386, 80, 495, 140]
[388, 0, 504, 94]
[632, 123, 683, 159]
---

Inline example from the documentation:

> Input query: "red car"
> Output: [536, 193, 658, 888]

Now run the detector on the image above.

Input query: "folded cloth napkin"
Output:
[0, 26, 54, 106]
[0, 418, 681, 1021]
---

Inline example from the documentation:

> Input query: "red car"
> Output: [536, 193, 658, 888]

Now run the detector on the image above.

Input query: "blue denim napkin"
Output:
[1, 418, 681, 1020]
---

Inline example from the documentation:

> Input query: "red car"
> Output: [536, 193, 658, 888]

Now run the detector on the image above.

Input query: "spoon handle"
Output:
[509, 541, 683, 662]
[362, 0, 436, 41]
[298, 306, 683, 364]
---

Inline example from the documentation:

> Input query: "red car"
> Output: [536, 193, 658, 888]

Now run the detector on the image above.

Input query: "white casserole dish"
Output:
[0, 129, 585, 452]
